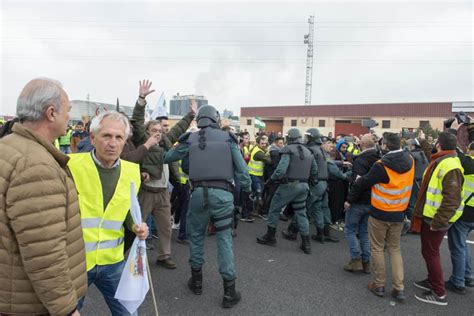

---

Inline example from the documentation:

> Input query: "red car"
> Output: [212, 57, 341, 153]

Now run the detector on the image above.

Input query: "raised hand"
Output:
[138, 80, 155, 99]
[190, 98, 198, 114]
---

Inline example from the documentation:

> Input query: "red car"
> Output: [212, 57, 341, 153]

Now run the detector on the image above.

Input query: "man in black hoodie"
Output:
[344, 134, 381, 273]
[349, 132, 414, 302]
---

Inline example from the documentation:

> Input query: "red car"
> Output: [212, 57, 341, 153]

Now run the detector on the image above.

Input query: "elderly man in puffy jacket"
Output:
[0, 78, 86, 315]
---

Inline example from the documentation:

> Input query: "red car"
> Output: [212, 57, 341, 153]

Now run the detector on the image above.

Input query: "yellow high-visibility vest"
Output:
[348, 143, 360, 155]
[248, 146, 264, 176]
[423, 156, 464, 223]
[179, 160, 189, 185]
[68, 153, 140, 271]
[59, 129, 72, 146]
[463, 155, 474, 207]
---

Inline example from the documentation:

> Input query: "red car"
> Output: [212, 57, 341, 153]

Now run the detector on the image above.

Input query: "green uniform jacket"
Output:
[131, 100, 195, 181]
[163, 138, 252, 193]
[270, 154, 318, 182]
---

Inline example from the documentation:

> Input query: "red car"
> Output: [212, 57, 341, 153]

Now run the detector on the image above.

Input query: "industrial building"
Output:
[69, 100, 134, 123]
[170, 94, 208, 116]
[240, 102, 474, 137]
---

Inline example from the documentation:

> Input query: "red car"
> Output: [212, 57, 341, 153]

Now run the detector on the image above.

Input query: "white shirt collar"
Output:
[91, 149, 120, 169]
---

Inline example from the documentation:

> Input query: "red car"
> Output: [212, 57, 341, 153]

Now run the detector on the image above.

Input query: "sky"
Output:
[0, 0, 472, 116]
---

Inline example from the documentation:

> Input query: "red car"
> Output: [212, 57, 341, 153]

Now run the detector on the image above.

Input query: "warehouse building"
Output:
[240, 102, 474, 137]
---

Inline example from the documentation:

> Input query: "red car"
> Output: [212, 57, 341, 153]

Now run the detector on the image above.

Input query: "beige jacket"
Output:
[0, 124, 87, 315]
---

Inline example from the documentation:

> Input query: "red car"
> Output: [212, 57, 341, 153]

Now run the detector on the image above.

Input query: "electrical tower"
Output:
[304, 15, 314, 105]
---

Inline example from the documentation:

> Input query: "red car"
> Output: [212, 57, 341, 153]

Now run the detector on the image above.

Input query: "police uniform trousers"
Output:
[188, 187, 236, 280]
[267, 182, 310, 235]
[309, 181, 332, 229]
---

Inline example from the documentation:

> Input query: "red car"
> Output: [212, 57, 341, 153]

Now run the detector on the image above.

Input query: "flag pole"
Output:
[146, 257, 160, 316]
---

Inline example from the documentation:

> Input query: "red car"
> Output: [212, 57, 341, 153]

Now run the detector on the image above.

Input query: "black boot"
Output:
[222, 278, 241, 308]
[324, 225, 340, 243]
[311, 227, 325, 243]
[300, 235, 311, 254]
[187, 268, 202, 295]
[257, 226, 276, 246]
[282, 222, 298, 241]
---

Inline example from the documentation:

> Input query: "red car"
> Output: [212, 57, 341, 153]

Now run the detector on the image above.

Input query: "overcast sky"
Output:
[0, 0, 472, 116]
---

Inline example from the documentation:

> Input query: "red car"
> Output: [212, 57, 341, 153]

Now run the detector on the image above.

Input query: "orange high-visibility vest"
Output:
[371, 158, 415, 212]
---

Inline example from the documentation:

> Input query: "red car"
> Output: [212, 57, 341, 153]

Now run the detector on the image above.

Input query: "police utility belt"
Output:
[190, 180, 234, 192]
[285, 178, 308, 184]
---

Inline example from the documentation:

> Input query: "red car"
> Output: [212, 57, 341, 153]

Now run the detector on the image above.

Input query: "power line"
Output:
[2, 55, 471, 64]
[3, 21, 471, 28]
[3, 38, 471, 47]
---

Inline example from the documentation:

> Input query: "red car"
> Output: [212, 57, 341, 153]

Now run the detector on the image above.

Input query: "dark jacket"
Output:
[457, 149, 474, 222]
[264, 144, 281, 180]
[76, 136, 94, 153]
[121, 138, 148, 164]
[131, 100, 195, 182]
[347, 148, 381, 205]
[350, 150, 414, 222]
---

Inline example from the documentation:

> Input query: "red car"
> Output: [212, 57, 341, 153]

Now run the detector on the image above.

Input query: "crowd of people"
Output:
[0, 77, 473, 316]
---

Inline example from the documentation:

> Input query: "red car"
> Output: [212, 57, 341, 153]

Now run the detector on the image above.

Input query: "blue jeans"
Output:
[146, 214, 157, 241]
[344, 203, 371, 262]
[77, 261, 131, 315]
[447, 220, 474, 287]
[250, 175, 263, 196]
[60, 145, 71, 154]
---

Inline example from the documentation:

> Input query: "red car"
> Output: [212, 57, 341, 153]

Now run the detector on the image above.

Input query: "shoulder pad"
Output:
[279, 146, 292, 155]
[228, 132, 238, 143]
[178, 132, 192, 143]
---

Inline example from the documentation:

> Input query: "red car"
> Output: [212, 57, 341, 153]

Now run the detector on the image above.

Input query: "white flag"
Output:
[151, 92, 167, 119]
[114, 182, 150, 314]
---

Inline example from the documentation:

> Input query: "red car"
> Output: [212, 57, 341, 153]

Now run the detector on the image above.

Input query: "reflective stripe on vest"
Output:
[179, 160, 189, 185]
[68, 153, 141, 271]
[463, 156, 474, 207]
[423, 156, 464, 223]
[371, 158, 415, 212]
[248, 146, 264, 176]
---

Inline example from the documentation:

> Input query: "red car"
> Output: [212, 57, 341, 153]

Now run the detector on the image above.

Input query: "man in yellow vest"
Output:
[244, 135, 271, 221]
[446, 141, 474, 294]
[412, 132, 464, 306]
[58, 125, 72, 153]
[70, 111, 149, 315]
[445, 140, 474, 295]
[348, 132, 414, 302]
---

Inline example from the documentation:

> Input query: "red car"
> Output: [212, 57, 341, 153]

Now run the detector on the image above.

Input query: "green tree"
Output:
[420, 122, 440, 139]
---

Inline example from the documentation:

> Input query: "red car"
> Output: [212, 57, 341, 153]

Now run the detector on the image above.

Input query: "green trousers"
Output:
[309, 181, 332, 229]
[188, 187, 235, 280]
[267, 182, 310, 236]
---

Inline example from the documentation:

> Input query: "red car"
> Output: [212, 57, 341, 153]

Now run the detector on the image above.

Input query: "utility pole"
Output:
[304, 15, 314, 105]
[86, 93, 90, 116]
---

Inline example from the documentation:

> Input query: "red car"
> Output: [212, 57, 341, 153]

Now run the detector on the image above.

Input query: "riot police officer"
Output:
[164, 105, 252, 309]
[283, 130, 348, 243]
[256, 128, 317, 254]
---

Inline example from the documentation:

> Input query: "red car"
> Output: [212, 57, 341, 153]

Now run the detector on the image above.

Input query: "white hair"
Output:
[16, 77, 64, 122]
[90, 111, 130, 139]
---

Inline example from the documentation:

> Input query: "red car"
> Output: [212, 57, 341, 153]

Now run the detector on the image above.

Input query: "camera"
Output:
[455, 111, 470, 125]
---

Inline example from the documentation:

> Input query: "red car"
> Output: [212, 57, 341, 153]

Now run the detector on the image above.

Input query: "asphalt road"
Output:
[82, 218, 474, 315]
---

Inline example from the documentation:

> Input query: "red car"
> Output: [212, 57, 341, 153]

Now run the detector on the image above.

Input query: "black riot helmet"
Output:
[196, 105, 220, 128]
[285, 128, 303, 144]
[305, 128, 322, 144]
